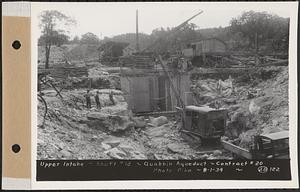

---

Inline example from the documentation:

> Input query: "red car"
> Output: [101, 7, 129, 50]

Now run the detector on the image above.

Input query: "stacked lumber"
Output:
[119, 55, 155, 69]
[119, 56, 135, 67]
[134, 55, 155, 69]
[50, 66, 88, 79]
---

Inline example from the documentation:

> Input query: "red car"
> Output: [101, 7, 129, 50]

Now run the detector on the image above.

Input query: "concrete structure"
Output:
[120, 68, 190, 113]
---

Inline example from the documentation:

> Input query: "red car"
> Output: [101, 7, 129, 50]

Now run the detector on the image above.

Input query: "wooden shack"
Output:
[182, 38, 228, 67]
[120, 69, 190, 113]
[183, 38, 227, 57]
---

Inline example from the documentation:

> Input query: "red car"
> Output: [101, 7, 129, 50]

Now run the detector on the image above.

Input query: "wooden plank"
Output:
[221, 140, 252, 159]
[135, 110, 177, 117]
[260, 60, 288, 66]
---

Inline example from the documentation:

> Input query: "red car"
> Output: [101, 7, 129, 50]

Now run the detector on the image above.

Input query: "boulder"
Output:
[130, 151, 147, 159]
[132, 116, 147, 128]
[200, 154, 209, 159]
[87, 112, 134, 133]
[87, 112, 108, 120]
[108, 115, 135, 132]
[101, 142, 112, 150]
[60, 149, 72, 157]
[207, 154, 217, 160]
[119, 143, 134, 152]
[167, 143, 183, 154]
[103, 139, 121, 148]
[105, 148, 127, 159]
[90, 135, 98, 142]
[213, 150, 222, 156]
[249, 100, 260, 114]
[150, 116, 168, 127]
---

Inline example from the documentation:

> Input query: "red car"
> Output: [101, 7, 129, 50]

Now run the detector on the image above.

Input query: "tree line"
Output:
[39, 10, 289, 68]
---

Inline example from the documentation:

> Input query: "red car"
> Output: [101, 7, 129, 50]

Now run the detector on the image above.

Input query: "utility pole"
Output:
[255, 32, 258, 65]
[136, 9, 140, 52]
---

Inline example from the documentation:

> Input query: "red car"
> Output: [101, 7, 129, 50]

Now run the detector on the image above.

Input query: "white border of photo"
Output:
[30, 1, 298, 189]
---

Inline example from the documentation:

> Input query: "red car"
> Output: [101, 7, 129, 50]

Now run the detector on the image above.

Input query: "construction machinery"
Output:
[134, 11, 289, 156]
[154, 11, 227, 145]
[158, 53, 227, 145]
[181, 105, 227, 145]
[121, 10, 227, 144]
[221, 130, 290, 159]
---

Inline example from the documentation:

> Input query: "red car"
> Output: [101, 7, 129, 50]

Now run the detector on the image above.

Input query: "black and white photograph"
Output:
[2, 1, 298, 190]
[36, 2, 292, 162]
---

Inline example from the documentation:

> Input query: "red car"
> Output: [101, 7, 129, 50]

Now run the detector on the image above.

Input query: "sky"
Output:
[32, 2, 293, 39]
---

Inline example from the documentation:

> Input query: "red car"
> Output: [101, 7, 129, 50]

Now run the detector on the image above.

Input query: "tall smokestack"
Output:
[136, 9, 139, 52]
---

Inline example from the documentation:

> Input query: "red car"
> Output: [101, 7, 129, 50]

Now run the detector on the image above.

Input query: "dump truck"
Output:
[221, 130, 289, 159]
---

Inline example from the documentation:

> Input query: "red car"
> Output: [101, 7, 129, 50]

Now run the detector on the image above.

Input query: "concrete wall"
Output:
[121, 75, 159, 113]
[182, 48, 194, 57]
[121, 72, 190, 113]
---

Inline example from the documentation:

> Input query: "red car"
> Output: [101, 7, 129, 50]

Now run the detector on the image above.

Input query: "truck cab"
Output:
[222, 130, 290, 159]
[252, 131, 289, 159]
[183, 105, 227, 142]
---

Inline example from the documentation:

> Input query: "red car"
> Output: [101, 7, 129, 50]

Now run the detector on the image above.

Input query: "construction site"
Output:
[37, 10, 290, 160]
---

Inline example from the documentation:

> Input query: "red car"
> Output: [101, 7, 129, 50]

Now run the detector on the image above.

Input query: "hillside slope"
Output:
[191, 66, 289, 149]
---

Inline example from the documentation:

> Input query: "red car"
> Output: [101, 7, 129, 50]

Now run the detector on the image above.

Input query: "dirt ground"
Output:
[37, 87, 231, 160]
[191, 66, 289, 149]
[37, 65, 288, 159]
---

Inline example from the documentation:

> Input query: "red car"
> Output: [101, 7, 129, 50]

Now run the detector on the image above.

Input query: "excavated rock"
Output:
[105, 148, 127, 159]
[150, 116, 169, 127]
[213, 150, 223, 156]
[131, 116, 147, 128]
[87, 112, 135, 133]
[130, 151, 147, 159]
[167, 143, 184, 154]
[109, 115, 135, 132]
[87, 112, 108, 120]
[103, 140, 121, 148]
[101, 142, 111, 150]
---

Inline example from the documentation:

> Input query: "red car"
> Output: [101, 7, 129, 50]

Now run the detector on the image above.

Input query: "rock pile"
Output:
[191, 66, 289, 150]
[87, 112, 135, 133]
